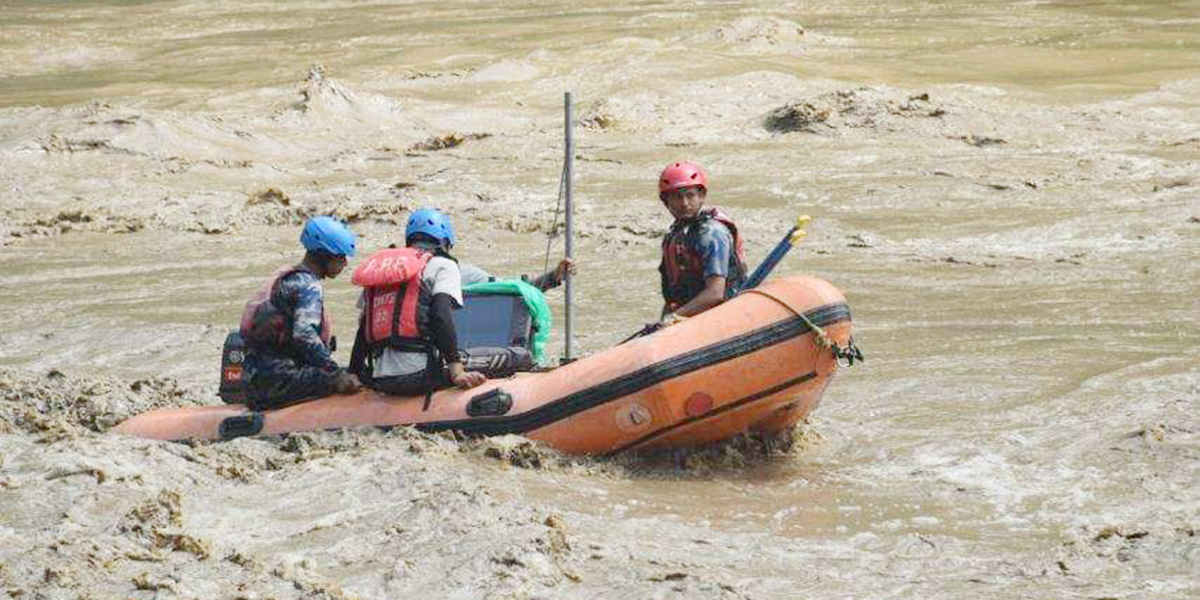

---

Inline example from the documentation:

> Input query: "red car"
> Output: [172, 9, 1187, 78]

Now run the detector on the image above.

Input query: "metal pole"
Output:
[563, 92, 575, 362]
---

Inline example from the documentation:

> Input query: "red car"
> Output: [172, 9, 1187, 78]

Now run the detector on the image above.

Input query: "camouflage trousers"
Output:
[244, 352, 339, 411]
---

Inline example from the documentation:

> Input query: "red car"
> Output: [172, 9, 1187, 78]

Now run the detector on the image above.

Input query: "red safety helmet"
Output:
[658, 161, 708, 199]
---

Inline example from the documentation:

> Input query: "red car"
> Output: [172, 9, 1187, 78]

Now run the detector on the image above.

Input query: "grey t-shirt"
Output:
[458, 262, 492, 287]
[458, 261, 562, 292]
[371, 256, 463, 378]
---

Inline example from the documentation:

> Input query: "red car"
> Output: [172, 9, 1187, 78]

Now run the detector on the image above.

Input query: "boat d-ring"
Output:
[831, 338, 864, 367]
[743, 288, 862, 367]
[219, 412, 264, 440]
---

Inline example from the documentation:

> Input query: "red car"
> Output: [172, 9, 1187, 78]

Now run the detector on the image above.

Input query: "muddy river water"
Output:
[1, 1, 1197, 598]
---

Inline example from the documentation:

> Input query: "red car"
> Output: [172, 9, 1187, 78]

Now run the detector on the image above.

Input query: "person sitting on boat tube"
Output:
[239, 216, 362, 410]
[349, 208, 486, 396]
[657, 160, 747, 325]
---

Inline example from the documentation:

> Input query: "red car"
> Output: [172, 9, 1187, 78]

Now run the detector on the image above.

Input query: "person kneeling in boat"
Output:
[240, 216, 362, 410]
[350, 208, 486, 396]
[657, 160, 748, 325]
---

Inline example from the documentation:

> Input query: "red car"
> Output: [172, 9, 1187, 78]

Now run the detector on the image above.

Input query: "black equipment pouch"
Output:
[218, 330, 249, 404]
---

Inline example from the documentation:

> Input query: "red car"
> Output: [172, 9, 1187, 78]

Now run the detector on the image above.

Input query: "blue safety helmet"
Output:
[300, 216, 357, 257]
[405, 208, 456, 248]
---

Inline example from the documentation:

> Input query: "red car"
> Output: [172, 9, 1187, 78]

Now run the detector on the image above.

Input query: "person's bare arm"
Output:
[669, 275, 726, 319]
[447, 361, 485, 389]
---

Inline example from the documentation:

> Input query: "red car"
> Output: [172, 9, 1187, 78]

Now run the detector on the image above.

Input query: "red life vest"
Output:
[659, 206, 747, 311]
[239, 264, 332, 351]
[352, 247, 433, 348]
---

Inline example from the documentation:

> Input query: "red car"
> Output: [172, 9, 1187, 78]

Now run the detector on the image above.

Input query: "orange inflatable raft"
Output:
[112, 275, 857, 455]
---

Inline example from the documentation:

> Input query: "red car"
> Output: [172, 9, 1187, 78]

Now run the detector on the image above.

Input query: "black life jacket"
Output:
[659, 206, 747, 311]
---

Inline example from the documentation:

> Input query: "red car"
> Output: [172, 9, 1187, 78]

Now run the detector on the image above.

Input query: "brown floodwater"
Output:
[0, 0, 1197, 598]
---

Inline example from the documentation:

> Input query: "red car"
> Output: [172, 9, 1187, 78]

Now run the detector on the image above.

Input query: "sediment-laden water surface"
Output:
[1, 1, 1197, 598]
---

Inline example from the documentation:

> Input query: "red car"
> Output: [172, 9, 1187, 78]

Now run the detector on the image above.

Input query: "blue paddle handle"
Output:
[740, 226, 797, 292]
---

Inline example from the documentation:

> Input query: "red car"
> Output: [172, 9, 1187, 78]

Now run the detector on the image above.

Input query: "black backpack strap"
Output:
[348, 311, 369, 379]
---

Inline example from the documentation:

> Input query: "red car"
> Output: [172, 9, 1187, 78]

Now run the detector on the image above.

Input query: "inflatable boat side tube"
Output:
[412, 302, 851, 437]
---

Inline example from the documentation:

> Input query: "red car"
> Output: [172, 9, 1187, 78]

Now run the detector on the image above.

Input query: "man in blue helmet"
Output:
[349, 208, 486, 396]
[408, 211, 575, 291]
[239, 216, 362, 410]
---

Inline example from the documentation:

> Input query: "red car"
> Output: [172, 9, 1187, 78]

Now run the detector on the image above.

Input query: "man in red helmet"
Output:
[657, 161, 748, 324]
